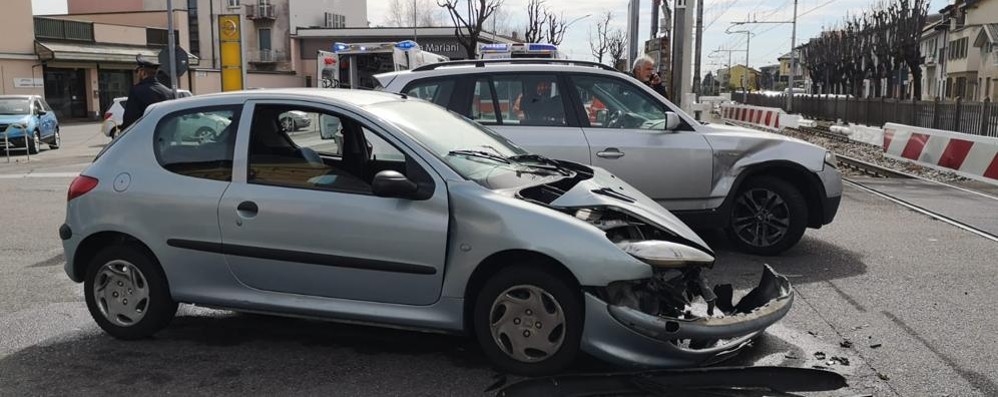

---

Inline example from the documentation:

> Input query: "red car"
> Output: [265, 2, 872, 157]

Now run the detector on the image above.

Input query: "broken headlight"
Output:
[616, 240, 715, 269]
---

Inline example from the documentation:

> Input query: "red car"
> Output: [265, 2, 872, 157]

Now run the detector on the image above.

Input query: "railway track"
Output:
[771, 124, 998, 242]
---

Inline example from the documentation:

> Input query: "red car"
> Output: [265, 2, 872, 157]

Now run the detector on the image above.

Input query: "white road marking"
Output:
[0, 172, 79, 179]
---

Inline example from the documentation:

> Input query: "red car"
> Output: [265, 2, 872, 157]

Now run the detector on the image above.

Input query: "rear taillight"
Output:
[103, 112, 112, 120]
[68, 175, 99, 201]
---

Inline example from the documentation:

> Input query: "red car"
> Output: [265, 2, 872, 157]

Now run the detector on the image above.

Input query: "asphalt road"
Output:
[1, 122, 996, 396]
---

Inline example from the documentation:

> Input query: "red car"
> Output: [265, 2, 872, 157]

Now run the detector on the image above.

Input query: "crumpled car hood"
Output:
[547, 166, 710, 252]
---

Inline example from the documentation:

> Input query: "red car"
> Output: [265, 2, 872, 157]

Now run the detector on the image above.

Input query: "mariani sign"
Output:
[218, 14, 244, 91]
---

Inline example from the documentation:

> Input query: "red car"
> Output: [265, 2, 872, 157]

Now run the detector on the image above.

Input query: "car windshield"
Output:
[0, 99, 30, 115]
[368, 100, 566, 187]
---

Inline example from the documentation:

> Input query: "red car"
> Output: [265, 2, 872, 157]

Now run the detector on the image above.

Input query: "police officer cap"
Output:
[136, 55, 160, 69]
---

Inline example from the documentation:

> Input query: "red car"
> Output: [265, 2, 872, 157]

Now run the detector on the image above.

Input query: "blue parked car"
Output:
[0, 95, 60, 154]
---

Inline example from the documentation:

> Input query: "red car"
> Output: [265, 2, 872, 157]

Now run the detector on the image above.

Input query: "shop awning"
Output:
[35, 41, 199, 64]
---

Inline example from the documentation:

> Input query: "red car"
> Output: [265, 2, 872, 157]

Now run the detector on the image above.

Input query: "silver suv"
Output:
[376, 60, 842, 255]
[61, 89, 792, 375]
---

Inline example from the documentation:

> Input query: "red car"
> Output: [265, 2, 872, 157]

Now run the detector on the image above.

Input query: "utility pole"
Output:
[166, 0, 177, 96]
[693, 0, 703, 119]
[710, 48, 744, 93]
[414, 0, 418, 42]
[626, 0, 641, 66]
[786, 0, 798, 111]
[726, 26, 752, 103]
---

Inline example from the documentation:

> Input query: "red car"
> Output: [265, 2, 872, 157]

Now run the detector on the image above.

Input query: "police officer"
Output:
[120, 55, 174, 130]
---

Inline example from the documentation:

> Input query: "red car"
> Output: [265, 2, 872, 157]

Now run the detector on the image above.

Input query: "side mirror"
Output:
[372, 170, 418, 199]
[664, 112, 681, 131]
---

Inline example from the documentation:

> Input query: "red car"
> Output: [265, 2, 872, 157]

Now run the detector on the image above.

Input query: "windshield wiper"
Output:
[509, 153, 573, 175]
[591, 187, 636, 203]
[448, 149, 511, 164]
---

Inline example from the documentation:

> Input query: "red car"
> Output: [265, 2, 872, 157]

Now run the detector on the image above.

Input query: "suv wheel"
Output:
[84, 244, 177, 340]
[49, 129, 61, 149]
[726, 176, 808, 255]
[27, 131, 41, 154]
[473, 265, 582, 375]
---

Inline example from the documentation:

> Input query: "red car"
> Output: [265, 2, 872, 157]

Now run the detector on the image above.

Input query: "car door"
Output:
[33, 99, 55, 139]
[403, 74, 591, 165]
[218, 100, 449, 306]
[567, 74, 714, 210]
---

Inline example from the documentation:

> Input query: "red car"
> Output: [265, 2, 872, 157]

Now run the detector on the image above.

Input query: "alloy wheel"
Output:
[732, 188, 791, 248]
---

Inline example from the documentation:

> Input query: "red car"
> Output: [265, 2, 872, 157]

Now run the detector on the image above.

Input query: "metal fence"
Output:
[744, 93, 998, 138]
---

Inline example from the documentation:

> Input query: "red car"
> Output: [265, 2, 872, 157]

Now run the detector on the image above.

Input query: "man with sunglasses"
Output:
[120, 55, 174, 130]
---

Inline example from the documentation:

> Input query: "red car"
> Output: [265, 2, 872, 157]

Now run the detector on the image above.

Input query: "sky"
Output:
[34, 0, 953, 77]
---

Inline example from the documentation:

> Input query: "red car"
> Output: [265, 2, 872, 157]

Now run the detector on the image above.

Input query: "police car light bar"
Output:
[333, 43, 349, 52]
[395, 40, 419, 50]
[528, 43, 558, 52]
[480, 43, 509, 51]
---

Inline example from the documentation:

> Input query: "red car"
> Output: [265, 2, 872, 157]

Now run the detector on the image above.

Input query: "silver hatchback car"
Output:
[61, 89, 792, 374]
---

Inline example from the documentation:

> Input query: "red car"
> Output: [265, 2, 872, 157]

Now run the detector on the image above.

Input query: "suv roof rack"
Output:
[410, 58, 621, 72]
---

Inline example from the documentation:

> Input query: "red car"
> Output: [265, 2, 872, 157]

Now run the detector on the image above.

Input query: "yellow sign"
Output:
[218, 14, 243, 91]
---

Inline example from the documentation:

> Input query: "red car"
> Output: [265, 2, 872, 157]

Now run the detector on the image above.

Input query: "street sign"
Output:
[158, 46, 190, 78]
[218, 14, 243, 91]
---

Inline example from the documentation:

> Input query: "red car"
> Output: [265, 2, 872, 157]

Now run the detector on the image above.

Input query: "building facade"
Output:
[0, 1, 44, 98]
[972, 23, 998, 101]
[920, 15, 947, 99]
[938, 0, 998, 100]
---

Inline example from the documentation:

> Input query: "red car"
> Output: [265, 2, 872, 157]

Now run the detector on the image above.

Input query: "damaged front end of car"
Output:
[575, 206, 794, 368]
[515, 164, 794, 367]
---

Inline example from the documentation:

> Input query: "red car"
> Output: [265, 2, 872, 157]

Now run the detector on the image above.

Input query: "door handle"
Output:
[236, 201, 258, 218]
[596, 148, 625, 159]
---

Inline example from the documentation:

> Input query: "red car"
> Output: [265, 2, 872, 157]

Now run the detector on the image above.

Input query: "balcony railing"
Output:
[248, 49, 287, 63]
[246, 4, 276, 20]
[34, 17, 94, 42]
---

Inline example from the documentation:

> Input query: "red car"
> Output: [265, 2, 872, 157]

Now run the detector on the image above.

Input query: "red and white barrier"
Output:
[883, 122, 998, 185]
[720, 104, 800, 131]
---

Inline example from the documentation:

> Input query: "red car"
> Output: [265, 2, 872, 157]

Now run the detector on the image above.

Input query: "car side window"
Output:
[39, 99, 52, 112]
[572, 75, 671, 130]
[404, 80, 454, 107]
[469, 78, 500, 125]
[154, 106, 240, 181]
[493, 74, 566, 126]
[247, 104, 407, 195]
[34, 100, 44, 115]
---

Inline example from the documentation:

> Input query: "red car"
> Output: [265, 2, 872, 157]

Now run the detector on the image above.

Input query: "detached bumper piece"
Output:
[583, 265, 793, 367]
[495, 366, 846, 396]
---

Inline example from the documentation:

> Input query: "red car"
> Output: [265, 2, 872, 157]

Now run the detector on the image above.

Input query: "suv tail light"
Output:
[68, 175, 99, 201]
[103, 112, 113, 120]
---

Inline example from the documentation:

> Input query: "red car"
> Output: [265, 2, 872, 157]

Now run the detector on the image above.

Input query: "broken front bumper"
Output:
[580, 265, 794, 368]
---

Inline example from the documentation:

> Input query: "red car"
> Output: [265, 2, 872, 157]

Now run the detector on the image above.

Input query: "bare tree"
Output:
[589, 11, 612, 64]
[607, 28, 627, 70]
[485, 5, 514, 37]
[385, 0, 446, 27]
[524, 0, 547, 43]
[439, 0, 504, 59]
[545, 11, 568, 45]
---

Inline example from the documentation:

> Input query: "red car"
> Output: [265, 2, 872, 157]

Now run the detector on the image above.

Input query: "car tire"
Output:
[48, 129, 61, 149]
[726, 176, 808, 256]
[473, 265, 582, 375]
[84, 244, 177, 340]
[27, 130, 41, 154]
[109, 127, 118, 139]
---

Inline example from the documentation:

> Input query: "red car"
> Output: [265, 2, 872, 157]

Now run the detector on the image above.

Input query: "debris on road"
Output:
[840, 340, 854, 348]
[808, 331, 819, 337]
[830, 356, 851, 366]
[878, 372, 891, 381]
[814, 352, 827, 360]
[785, 353, 800, 360]
[494, 366, 848, 395]
[870, 343, 883, 349]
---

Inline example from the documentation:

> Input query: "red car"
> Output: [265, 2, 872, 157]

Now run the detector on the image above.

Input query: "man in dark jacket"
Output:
[121, 56, 174, 130]
[631, 55, 668, 98]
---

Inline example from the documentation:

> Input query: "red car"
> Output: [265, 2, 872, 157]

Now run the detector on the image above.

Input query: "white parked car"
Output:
[102, 90, 192, 138]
